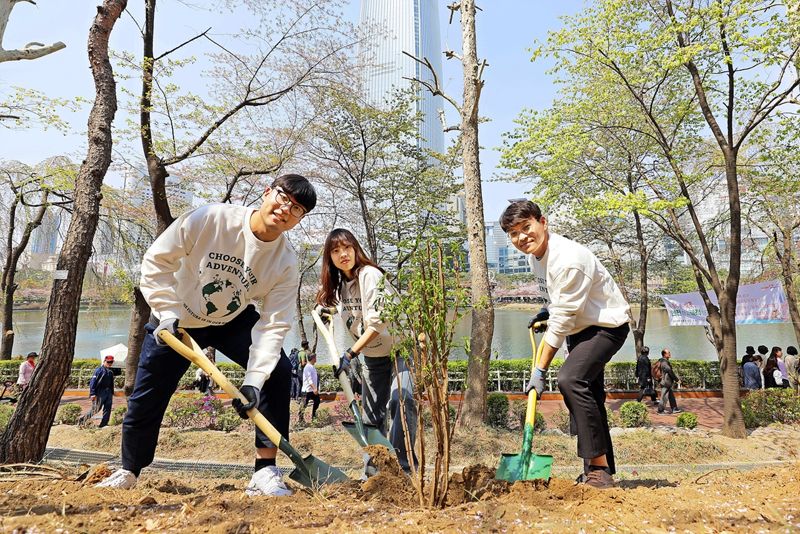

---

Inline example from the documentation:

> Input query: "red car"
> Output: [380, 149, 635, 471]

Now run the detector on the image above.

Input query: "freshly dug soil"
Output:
[0, 463, 797, 532]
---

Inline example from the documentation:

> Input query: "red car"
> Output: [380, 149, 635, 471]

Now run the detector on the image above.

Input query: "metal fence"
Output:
[1, 360, 723, 394]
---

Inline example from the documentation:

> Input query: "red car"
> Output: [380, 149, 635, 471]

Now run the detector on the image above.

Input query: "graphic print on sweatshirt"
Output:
[196, 251, 258, 319]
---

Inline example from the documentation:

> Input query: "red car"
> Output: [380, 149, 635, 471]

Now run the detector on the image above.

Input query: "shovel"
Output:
[158, 328, 349, 488]
[495, 324, 554, 482]
[311, 309, 394, 451]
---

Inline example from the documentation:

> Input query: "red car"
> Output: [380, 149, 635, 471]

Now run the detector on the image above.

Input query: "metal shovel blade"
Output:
[342, 420, 394, 450]
[496, 451, 554, 482]
[287, 454, 350, 488]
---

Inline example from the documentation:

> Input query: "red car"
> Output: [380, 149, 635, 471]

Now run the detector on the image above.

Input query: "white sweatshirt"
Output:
[140, 203, 298, 388]
[529, 232, 630, 350]
[337, 265, 396, 357]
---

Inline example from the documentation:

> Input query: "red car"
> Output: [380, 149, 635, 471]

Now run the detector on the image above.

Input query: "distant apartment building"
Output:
[484, 221, 531, 275]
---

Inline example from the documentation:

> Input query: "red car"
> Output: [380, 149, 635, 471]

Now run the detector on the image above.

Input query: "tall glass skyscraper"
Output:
[360, 0, 445, 154]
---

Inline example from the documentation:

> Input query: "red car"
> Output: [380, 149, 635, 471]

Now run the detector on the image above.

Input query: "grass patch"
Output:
[613, 431, 727, 465]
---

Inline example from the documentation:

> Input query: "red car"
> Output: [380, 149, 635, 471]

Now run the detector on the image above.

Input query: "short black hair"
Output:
[271, 174, 316, 213]
[499, 200, 543, 233]
[787, 346, 798, 356]
[757, 345, 768, 355]
[301, 340, 309, 350]
[640, 346, 650, 356]
[27, 351, 38, 358]
[745, 345, 755, 355]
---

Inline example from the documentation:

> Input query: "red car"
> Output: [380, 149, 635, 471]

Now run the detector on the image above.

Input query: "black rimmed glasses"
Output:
[273, 187, 307, 219]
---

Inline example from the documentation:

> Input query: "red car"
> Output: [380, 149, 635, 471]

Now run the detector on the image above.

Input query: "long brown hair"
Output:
[316, 229, 383, 307]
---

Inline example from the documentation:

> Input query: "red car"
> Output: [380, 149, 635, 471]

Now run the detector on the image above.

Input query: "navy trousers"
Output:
[121, 305, 291, 475]
[96, 389, 113, 427]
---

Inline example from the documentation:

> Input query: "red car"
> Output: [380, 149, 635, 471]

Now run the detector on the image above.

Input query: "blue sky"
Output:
[1, 0, 583, 222]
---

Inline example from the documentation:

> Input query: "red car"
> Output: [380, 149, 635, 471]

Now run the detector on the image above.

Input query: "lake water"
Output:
[10, 306, 799, 364]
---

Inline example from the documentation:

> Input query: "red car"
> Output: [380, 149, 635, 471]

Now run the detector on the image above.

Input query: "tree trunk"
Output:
[632, 209, 648, 357]
[125, 0, 174, 378]
[0, 192, 49, 360]
[719, 153, 745, 438]
[459, 0, 494, 426]
[125, 287, 149, 396]
[0, 0, 126, 463]
[776, 230, 800, 348]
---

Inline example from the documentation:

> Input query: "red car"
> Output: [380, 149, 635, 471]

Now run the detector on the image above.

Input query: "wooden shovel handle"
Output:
[157, 329, 282, 446]
[311, 310, 357, 404]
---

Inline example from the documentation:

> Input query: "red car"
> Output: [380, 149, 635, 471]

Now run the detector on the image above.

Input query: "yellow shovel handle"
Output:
[525, 326, 546, 427]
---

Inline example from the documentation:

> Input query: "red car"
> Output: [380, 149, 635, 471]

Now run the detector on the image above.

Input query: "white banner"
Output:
[661, 280, 790, 326]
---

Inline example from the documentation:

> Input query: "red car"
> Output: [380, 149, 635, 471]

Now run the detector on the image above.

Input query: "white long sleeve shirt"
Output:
[338, 265, 396, 357]
[529, 232, 630, 350]
[17, 360, 34, 386]
[301, 363, 318, 393]
[140, 203, 298, 388]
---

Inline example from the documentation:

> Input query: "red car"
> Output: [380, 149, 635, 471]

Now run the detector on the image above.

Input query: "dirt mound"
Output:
[359, 445, 416, 506]
[81, 463, 113, 485]
[447, 464, 512, 505]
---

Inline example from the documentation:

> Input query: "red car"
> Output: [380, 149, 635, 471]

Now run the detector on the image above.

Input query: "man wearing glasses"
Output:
[98, 174, 316, 497]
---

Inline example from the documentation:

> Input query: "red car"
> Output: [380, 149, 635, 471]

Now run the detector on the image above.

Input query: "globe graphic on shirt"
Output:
[202, 277, 242, 318]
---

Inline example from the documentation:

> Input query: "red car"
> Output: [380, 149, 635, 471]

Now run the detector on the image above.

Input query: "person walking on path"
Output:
[288, 348, 302, 401]
[97, 173, 316, 497]
[500, 200, 630, 490]
[298, 353, 320, 422]
[298, 340, 309, 369]
[88, 355, 116, 427]
[635, 346, 657, 404]
[16, 352, 36, 391]
[743, 354, 763, 390]
[785, 346, 799, 394]
[316, 228, 418, 474]
[656, 348, 682, 414]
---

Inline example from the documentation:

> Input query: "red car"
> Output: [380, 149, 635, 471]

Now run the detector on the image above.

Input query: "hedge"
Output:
[0, 357, 724, 393]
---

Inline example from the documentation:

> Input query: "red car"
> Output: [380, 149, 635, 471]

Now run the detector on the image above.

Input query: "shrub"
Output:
[551, 408, 572, 434]
[164, 394, 203, 428]
[508, 400, 546, 432]
[487, 393, 509, 428]
[310, 407, 332, 427]
[0, 404, 14, 432]
[741, 389, 800, 428]
[110, 406, 127, 426]
[618, 401, 649, 428]
[534, 410, 546, 433]
[56, 403, 83, 425]
[213, 408, 243, 432]
[676, 411, 698, 429]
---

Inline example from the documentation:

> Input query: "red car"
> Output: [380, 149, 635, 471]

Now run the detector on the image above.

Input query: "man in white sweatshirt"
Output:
[501, 200, 630, 489]
[98, 174, 316, 496]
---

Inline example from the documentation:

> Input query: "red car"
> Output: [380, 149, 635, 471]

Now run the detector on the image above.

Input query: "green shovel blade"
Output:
[342, 421, 394, 450]
[496, 423, 553, 482]
[287, 453, 350, 488]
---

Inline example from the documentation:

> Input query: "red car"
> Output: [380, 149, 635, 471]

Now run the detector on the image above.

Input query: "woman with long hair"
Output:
[763, 348, 786, 389]
[316, 228, 417, 473]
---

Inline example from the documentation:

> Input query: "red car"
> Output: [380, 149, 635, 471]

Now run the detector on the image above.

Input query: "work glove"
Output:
[232, 385, 260, 419]
[334, 349, 355, 377]
[527, 308, 549, 333]
[525, 367, 547, 397]
[315, 305, 337, 325]
[153, 317, 179, 346]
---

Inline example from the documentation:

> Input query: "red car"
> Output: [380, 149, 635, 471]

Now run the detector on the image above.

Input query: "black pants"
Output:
[122, 305, 291, 475]
[636, 379, 656, 403]
[299, 391, 320, 419]
[558, 323, 628, 475]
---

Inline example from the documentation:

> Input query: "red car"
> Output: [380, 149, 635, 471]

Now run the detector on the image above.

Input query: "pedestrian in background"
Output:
[635, 346, 656, 404]
[656, 348, 682, 414]
[299, 353, 320, 422]
[16, 352, 37, 391]
[785, 346, 799, 394]
[89, 355, 116, 427]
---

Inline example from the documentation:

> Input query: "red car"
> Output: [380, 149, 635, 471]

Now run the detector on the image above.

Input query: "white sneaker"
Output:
[95, 468, 137, 489]
[245, 466, 293, 497]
